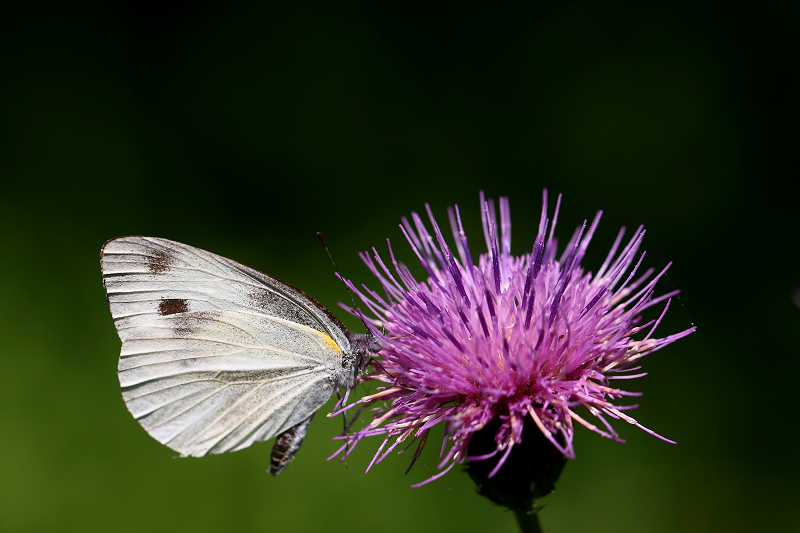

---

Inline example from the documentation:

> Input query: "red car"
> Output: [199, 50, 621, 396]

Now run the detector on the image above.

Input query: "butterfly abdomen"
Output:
[269, 415, 314, 476]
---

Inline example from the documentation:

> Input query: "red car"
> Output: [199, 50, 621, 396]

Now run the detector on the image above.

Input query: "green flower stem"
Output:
[514, 509, 543, 533]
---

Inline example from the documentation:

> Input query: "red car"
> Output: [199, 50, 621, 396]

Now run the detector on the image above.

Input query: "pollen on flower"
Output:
[330, 191, 695, 486]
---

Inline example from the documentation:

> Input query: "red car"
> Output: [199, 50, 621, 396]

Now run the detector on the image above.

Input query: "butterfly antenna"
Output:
[316, 232, 371, 332]
[318, 232, 373, 469]
[370, 357, 390, 377]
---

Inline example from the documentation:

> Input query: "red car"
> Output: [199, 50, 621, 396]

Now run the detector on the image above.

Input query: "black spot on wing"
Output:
[146, 249, 175, 273]
[158, 298, 189, 316]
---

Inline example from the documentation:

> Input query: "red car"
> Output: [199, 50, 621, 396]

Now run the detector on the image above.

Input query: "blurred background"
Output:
[1, 1, 797, 532]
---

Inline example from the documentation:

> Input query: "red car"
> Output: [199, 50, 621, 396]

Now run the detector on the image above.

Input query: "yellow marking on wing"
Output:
[292, 323, 342, 359]
[318, 332, 341, 355]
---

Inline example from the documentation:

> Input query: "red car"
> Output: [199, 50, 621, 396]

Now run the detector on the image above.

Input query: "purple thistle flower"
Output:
[331, 191, 695, 488]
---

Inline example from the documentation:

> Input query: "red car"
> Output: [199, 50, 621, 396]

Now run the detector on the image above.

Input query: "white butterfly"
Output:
[101, 236, 378, 475]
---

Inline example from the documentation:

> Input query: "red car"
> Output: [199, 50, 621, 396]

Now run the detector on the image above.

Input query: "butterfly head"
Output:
[342, 332, 382, 387]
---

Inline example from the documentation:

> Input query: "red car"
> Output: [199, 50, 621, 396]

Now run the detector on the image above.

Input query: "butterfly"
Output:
[100, 236, 379, 475]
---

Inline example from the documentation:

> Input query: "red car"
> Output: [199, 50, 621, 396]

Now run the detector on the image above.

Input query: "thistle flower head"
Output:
[331, 191, 695, 487]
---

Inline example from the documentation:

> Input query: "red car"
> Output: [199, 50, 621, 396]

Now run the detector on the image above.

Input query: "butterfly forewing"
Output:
[102, 237, 349, 347]
[101, 237, 350, 458]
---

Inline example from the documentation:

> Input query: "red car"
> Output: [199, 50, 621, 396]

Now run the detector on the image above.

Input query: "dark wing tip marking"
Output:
[100, 236, 175, 276]
[158, 298, 190, 316]
[146, 248, 176, 273]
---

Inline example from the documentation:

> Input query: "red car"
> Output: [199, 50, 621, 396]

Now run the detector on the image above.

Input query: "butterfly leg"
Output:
[340, 388, 352, 432]
[338, 388, 354, 468]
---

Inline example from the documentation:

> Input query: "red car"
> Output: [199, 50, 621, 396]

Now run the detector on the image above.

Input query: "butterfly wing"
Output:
[101, 236, 350, 457]
[101, 236, 349, 347]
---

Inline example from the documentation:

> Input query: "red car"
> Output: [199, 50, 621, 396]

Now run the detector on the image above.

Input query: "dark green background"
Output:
[1, 2, 797, 532]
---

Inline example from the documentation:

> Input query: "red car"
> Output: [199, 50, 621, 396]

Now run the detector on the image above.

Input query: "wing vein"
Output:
[158, 368, 321, 443]
[212, 377, 323, 454]
[133, 383, 227, 419]
[125, 377, 226, 401]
